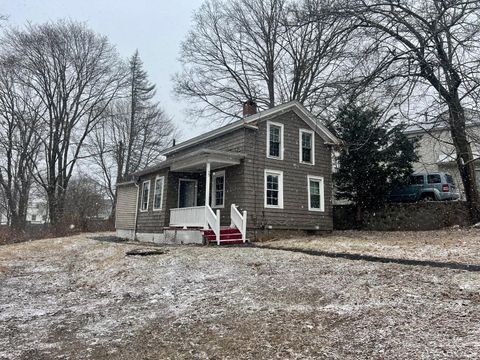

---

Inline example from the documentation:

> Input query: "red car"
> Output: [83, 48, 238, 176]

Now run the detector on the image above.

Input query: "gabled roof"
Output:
[161, 101, 341, 156]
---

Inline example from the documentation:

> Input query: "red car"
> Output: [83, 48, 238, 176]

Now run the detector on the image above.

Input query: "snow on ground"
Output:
[0, 232, 480, 359]
[261, 228, 480, 265]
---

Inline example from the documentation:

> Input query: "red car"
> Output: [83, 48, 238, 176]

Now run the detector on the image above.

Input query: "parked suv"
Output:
[387, 172, 459, 202]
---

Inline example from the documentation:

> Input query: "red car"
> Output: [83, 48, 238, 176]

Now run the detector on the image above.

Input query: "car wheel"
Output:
[420, 194, 435, 202]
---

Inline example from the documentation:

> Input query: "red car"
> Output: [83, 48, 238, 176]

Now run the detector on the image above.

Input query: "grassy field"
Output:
[1, 231, 479, 359]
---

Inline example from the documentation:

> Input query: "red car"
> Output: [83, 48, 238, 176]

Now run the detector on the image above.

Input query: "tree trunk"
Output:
[448, 102, 480, 221]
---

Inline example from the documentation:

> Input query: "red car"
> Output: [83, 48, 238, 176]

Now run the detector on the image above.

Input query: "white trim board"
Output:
[307, 175, 325, 212]
[264, 169, 284, 209]
[266, 121, 284, 160]
[299, 128, 315, 165]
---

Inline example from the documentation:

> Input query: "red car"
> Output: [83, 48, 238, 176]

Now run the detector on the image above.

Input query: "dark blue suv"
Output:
[387, 172, 460, 202]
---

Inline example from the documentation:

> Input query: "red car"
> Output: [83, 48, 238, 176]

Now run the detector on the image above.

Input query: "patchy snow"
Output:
[261, 228, 480, 265]
[0, 232, 479, 359]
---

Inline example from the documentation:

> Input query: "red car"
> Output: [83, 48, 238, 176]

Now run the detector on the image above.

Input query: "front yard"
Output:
[1, 230, 480, 359]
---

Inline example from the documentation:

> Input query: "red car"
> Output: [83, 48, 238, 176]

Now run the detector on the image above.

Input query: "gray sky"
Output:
[0, 0, 211, 140]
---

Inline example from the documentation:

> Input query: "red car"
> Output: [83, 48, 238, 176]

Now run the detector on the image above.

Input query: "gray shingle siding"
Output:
[242, 110, 333, 231]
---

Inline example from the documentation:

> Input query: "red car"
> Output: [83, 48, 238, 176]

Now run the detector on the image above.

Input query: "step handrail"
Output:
[230, 204, 247, 242]
[205, 205, 221, 245]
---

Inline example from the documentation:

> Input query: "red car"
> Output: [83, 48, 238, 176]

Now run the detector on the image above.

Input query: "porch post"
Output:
[204, 162, 211, 229]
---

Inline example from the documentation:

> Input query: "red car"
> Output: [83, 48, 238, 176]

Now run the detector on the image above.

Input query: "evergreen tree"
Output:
[124, 50, 157, 177]
[332, 102, 417, 225]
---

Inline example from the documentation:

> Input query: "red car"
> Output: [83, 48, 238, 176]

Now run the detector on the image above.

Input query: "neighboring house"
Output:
[405, 119, 480, 200]
[115, 100, 341, 244]
[0, 198, 48, 225]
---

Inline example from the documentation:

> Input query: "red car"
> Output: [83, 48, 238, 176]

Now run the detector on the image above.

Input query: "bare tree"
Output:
[63, 175, 108, 231]
[88, 51, 175, 216]
[0, 60, 42, 230]
[326, 0, 480, 219]
[1, 20, 126, 225]
[174, 0, 352, 122]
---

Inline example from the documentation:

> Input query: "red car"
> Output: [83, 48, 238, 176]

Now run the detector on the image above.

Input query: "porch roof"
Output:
[170, 149, 245, 172]
[132, 149, 245, 177]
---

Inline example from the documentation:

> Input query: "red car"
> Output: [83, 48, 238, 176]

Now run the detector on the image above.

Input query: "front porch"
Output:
[166, 149, 248, 244]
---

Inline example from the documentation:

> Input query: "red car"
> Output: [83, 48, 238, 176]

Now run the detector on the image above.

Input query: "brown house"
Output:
[115, 101, 341, 244]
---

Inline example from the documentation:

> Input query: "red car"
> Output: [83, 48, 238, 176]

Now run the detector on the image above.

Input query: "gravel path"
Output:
[1, 233, 479, 359]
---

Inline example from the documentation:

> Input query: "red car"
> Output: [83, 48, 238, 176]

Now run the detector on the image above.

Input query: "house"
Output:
[405, 114, 480, 200]
[0, 198, 48, 225]
[115, 100, 341, 244]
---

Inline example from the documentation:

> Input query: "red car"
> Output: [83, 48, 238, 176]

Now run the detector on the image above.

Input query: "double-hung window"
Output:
[264, 169, 283, 208]
[267, 121, 284, 160]
[140, 180, 150, 211]
[153, 176, 164, 210]
[211, 171, 225, 208]
[307, 175, 324, 211]
[299, 129, 315, 165]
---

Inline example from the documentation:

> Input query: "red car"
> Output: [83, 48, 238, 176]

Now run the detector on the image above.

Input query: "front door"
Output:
[178, 179, 197, 208]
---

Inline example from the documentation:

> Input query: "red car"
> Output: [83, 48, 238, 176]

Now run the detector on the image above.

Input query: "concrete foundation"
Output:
[116, 228, 204, 245]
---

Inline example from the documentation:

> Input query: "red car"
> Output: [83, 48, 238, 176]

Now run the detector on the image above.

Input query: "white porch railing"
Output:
[205, 205, 221, 245]
[170, 206, 206, 228]
[230, 204, 247, 242]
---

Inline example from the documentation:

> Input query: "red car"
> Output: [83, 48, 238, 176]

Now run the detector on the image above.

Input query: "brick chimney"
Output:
[243, 99, 257, 117]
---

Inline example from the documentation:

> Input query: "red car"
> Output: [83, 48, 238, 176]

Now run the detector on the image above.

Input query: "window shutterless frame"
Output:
[299, 128, 315, 165]
[307, 175, 324, 212]
[211, 170, 225, 208]
[152, 176, 165, 211]
[266, 121, 284, 160]
[264, 169, 284, 209]
[140, 180, 150, 212]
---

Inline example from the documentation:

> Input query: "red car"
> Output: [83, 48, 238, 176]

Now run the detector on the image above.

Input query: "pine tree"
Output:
[124, 50, 157, 177]
[332, 102, 418, 225]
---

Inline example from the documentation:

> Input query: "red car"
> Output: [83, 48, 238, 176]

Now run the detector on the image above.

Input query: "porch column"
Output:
[204, 162, 211, 229]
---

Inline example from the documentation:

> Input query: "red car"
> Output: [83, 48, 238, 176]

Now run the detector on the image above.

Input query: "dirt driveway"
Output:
[1, 232, 480, 359]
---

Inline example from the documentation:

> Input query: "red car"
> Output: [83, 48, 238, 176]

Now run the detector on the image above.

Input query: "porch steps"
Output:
[202, 228, 247, 245]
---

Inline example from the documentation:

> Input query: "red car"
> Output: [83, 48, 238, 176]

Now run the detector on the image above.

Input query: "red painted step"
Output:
[202, 228, 245, 245]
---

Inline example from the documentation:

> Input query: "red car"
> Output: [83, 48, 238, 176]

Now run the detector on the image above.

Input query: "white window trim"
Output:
[140, 180, 151, 212]
[211, 170, 225, 208]
[307, 175, 324, 212]
[264, 169, 284, 209]
[299, 128, 315, 165]
[152, 176, 165, 211]
[266, 121, 284, 160]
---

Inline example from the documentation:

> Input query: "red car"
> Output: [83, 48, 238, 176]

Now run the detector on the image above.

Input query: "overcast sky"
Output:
[0, 0, 211, 140]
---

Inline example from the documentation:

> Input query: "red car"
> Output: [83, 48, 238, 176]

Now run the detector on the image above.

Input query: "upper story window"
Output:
[212, 171, 225, 208]
[267, 121, 284, 160]
[307, 175, 324, 212]
[140, 180, 150, 211]
[299, 129, 315, 165]
[153, 176, 164, 210]
[264, 169, 284, 208]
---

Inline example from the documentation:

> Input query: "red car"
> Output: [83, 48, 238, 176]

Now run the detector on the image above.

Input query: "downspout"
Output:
[133, 176, 140, 241]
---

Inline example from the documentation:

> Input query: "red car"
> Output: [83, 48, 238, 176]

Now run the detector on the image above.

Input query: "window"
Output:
[264, 169, 283, 208]
[31, 214, 37, 222]
[267, 121, 284, 160]
[409, 175, 425, 185]
[153, 176, 164, 210]
[140, 180, 150, 211]
[211, 171, 225, 208]
[445, 174, 455, 185]
[308, 175, 324, 211]
[427, 174, 441, 184]
[299, 129, 315, 164]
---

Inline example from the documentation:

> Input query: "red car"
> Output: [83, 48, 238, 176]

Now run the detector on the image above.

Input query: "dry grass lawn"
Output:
[261, 228, 480, 265]
[0, 231, 479, 359]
